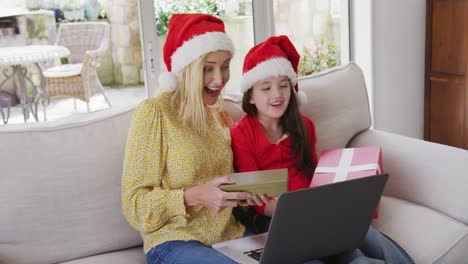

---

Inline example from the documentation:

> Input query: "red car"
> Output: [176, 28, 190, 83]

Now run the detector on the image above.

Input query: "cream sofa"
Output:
[1, 63, 467, 264]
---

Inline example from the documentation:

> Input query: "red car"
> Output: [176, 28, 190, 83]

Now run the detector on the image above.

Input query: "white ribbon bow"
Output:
[314, 148, 381, 183]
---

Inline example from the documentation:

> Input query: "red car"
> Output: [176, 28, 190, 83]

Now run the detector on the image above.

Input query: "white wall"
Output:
[371, 0, 426, 139]
[351, 0, 426, 139]
[350, 0, 373, 122]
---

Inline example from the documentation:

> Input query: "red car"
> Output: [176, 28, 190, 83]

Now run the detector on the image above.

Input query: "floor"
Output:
[3, 85, 146, 125]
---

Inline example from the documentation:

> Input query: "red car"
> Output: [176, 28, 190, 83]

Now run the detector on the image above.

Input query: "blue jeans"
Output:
[147, 239, 326, 264]
[313, 226, 414, 264]
[360, 227, 415, 264]
[147, 240, 237, 264]
[146, 227, 414, 264]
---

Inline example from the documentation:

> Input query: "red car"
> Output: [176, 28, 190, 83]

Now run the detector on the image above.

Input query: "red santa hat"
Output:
[159, 14, 235, 90]
[240, 35, 307, 104]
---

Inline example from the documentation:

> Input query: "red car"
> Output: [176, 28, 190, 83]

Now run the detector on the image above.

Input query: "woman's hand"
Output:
[184, 175, 252, 213]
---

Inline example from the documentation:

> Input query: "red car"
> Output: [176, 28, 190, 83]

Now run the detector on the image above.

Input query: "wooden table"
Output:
[0, 45, 70, 123]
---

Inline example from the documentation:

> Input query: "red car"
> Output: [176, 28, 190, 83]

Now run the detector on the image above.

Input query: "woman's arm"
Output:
[122, 100, 251, 233]
[121, 99, 186, 233]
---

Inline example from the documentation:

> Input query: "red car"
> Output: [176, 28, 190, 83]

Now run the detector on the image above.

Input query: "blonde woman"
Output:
[121, 14, 252, 264]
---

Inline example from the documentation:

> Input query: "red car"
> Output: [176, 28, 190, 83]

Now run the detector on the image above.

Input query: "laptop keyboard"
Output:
[243, 248, 264, 261]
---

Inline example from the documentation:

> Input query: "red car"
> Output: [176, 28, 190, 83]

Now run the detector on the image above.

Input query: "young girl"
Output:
[231, 35, 414, 264]
[230, 35, 317, 218]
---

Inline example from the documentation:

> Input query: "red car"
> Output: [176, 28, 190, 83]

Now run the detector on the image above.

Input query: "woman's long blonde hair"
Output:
[167, 53, 224, 135]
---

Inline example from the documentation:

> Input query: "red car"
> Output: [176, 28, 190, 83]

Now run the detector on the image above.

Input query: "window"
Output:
[272, 0, 349, 77]
[154, 0, 254, 94]
[140, 0, 350, 95]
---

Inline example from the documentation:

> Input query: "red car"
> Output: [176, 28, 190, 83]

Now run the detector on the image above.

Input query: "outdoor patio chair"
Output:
[43, 22, 111, 112]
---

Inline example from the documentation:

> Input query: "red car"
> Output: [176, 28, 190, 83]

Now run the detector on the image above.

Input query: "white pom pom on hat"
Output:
[296, 90, 308, 105]
[240, 35, 308, 104]
[158, 72, 178, 90]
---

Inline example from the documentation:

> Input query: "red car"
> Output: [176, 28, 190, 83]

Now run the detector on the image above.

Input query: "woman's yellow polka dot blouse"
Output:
[121, 93, 245, 253]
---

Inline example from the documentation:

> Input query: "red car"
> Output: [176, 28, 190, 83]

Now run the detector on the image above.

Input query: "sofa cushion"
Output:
[223, 93, 244, 122]
[0, 106, 142, 264]
[60, 246, 145, 264]
[373, 196, 468, 264]
[43, 63, 83, 78]
[298, 63, 371, 155]
[350, 129, 468, 227]
[435, 234, 468, 264]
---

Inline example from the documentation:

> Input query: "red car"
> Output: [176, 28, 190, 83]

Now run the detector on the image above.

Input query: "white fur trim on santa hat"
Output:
[171, 32, 235, 74]
[296, 90, 308, 105]
[240, 57, 297, 93]
[158, 71, 178, 90]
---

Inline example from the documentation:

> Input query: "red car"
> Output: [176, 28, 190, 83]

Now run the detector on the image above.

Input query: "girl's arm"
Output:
[231, 124, 269, 215]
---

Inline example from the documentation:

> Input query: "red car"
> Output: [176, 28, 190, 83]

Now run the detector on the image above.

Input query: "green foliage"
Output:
[100, 9, 107, 20]
[155, 0, 223, 36]
[60, 57, 69, 64]
[25, 13, 56, 41]
[25, 17, 47, 40]
[61, 0, 82, 11]
[298, 39, 340, 77]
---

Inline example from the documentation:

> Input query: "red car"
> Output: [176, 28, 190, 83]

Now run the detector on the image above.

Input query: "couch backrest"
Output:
[0, 107, 142, 264]
[0, 63, 371, 263]
[224, 63, 372, 156]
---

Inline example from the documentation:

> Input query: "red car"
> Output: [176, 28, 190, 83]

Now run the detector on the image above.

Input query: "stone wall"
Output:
[101, 0, 143, 85]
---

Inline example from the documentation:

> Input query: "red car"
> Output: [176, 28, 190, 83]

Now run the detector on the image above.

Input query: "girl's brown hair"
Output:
[242, 84, 315, 176]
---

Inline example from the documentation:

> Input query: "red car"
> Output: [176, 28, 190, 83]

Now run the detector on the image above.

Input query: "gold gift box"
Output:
[220, 168, 288, 197]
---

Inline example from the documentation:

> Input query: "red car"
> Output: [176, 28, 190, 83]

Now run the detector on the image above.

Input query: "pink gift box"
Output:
[310, 146, 383, 218]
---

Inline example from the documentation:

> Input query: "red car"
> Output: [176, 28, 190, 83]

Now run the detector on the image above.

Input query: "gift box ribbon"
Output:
[314, 148, 382, 182]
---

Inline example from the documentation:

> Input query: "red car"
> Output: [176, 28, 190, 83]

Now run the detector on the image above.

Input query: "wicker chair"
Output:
[43, 22, 111, 112]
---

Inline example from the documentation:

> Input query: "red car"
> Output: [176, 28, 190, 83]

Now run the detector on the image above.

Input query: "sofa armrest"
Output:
[348, 129, 468, 226]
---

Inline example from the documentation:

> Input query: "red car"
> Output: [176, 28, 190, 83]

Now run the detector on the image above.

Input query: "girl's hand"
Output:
[246, 194, 270, 206]
[247, 195, 277, 217]
[263, 197, 277, 217]
[184, 175, 252, 213]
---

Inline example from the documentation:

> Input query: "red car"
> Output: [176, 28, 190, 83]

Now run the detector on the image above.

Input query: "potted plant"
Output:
[82, 0, 102, 21]
[298, 39, 340, 77]
[26, 0, 43, 11]
[61, 0, 85, 21]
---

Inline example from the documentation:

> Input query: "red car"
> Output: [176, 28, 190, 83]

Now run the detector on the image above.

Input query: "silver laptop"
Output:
[213, 174, 388, 264]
